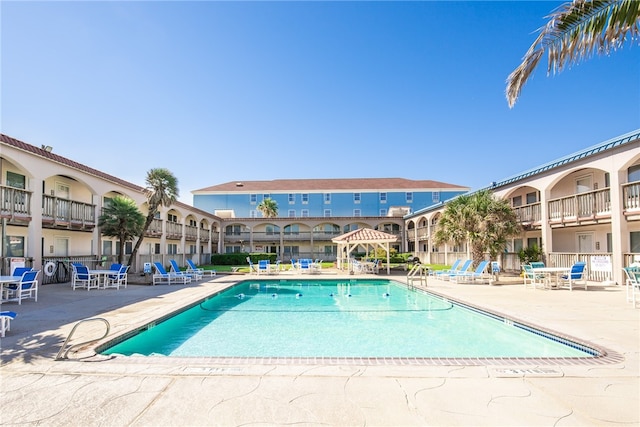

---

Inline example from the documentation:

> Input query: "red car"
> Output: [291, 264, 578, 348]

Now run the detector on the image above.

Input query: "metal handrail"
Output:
[55, 317, 110, 360]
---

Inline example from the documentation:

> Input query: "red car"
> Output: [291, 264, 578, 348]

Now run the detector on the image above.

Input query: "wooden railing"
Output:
[165, 222, 183, 240]
[548, 188, 611, 223]
[184, 224, 198, 241]
[513, 202, 542, 225]
[0, 185, 31, 222]
[622, 181, 640, 212]
[42, 195, 95, 230]
[144, 218, 163, 237]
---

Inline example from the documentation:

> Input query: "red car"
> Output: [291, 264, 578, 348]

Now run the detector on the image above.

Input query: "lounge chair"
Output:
[622, 267, 640, 307]
[169, 259, 199, 281]
[559, 262, 587, 291]
[186, 259, 216, 278]
[432, 259, 462, 278]
[0, 311, 17, 337]
[153, 262, 190, 285]
[72, 265, 99, 291]
[441, 259, 472, 281]
[247, 257, 258, 273]
[299, 258, 314, 274]
[451, 260, 491, 284]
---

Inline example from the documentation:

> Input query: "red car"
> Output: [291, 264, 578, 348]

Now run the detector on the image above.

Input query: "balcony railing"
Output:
[185, 224, 198, 241]
[548, 188, 611, 224]
[42, 195, 95, 230]
[252, 231, 282, 241]
[311, 231, 342, 241]
[199, 228, 210, 242]
[623, 181, 640, 212]
[0, 185, 31, 223]
[165, 221, 183, 240]
[145, 218, 163, 237]
[513, 202, 542, 225]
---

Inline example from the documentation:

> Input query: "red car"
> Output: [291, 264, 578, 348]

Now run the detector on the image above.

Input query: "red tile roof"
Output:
[194, 178, 468, 193]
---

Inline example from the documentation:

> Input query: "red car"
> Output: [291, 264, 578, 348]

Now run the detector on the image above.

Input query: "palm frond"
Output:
[506, 0, 640, 108]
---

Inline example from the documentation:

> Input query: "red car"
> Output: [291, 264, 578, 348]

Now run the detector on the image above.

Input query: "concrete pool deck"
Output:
[1, 271, 638, 426]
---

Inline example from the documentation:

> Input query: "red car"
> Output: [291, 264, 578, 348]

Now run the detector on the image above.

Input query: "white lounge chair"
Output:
[623, 267, 640, 307]
[0, 311, 17, 337]
[186, 259, 216, 278]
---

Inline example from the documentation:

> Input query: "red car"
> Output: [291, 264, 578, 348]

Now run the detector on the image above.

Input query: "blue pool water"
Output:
[102, 279, 596, 358]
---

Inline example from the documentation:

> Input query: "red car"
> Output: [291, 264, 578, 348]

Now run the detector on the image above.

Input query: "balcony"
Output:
[199, 228, 210, 243]
[282, 231, 312, 241]
[252, 231, 282, 242]
[548, 188, 611, 227]
[185, 224, 198, 242]
[1, 186, 31, 224]
[623, 181, 640, 220]
[42, 195, 95, 231]
[311, 231, 342, 241]
[514, 202, 542, 229]
[165, 221, 183, 240]
[144, 218, 163, 237]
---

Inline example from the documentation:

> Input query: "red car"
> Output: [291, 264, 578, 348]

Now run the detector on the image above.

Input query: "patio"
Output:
[0, 271, 638, 426]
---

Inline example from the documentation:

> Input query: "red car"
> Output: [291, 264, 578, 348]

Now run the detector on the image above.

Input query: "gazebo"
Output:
[332, 228, 398, 275]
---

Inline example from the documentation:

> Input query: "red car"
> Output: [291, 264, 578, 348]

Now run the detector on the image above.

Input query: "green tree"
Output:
[257, 197, 278, 218]
[433, 190, 521, 267]
[98, 195, 145, 265]
[128, 168, 179, 268]
[507, 0, 640, 107]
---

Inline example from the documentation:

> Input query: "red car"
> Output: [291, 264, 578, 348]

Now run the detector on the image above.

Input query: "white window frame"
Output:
[288, 209, 296, 218]
[302, 193, 309, 204]
[353, 209, 361, 217]
[354, 193, 361, 204]
[324, 193, 331, 204]
[406, 192, 413, 203]
[324, 209, 331, 217]
[380, 192, 387, 203]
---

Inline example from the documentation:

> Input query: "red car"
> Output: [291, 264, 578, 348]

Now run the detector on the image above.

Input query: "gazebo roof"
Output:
[332, 228, 398, 244]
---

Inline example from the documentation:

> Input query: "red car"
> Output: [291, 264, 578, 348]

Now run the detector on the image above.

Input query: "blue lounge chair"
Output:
[442, 259, 472, 281]
[186, 259, 216, 278]
[433, 259, 462, 278]
[0, 311, 17, 337]
[559, 262, 587, 291]
[451, 260, 491, 284]
[153, 262, 190, 285]
[170, 259, 199, 281]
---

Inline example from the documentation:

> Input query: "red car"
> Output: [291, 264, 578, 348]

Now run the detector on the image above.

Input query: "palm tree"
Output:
[257, 198, 278, 218]
[98, 195, 145, 265]
[433, 190, 521, 267]
[128, 168, 179, 268]
[506, 0, 640, 107]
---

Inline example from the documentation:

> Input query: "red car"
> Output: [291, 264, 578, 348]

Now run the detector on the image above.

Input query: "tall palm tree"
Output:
[98, 195, 145, 265]
[506, 0, 640, 107]
[257, 198, 278, 218]
[433, 190, 521, 267]
[128, 168, 179, 268]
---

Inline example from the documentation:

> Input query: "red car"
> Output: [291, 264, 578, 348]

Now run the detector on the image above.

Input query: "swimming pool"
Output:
[100, 279, 599, 360]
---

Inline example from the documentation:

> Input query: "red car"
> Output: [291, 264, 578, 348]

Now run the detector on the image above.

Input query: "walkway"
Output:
[1, 271, 638, 426]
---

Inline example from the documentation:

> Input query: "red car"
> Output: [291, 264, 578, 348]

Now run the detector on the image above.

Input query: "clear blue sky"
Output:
[2, 1, 638, 204]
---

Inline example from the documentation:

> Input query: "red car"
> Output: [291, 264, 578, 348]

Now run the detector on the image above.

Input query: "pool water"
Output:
[102, 279, 595, 358]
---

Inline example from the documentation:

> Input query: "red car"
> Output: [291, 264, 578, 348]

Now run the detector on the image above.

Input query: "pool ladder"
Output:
[407, 264, 429, 290]
[55, 317, 110, 360]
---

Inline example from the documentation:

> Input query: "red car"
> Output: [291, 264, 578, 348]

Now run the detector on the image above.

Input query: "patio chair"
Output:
[441, 259, 472, 281]
[257, 259, 271, 275]
[186, 259, 216, 278]
[530, 261, 545, 269]
[0, 311, 17, 337]
[522, 264, 546, 289]
[72, 265, 99, 291]
[299, 259, 314, 274]
[451, 260, 491, 284]
[247, 257, 258, 273]
[11, 267, 32, 277]
[559, 262, 588, 291]
[622, 267, 639, 307]
[104, 265, 129, 290]
[6, 269, 40, 304]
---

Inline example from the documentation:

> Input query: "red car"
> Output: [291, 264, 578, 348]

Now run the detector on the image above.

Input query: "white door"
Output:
[577, 233, 594, 253]
[54, 237, 69, 256]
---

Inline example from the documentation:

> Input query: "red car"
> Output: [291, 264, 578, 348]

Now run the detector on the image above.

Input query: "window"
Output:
[288, 193, 295, 204]
[406, 192, 413, 203]
[301, 209, 309, 217]
[353, 209, 361, 217]
[5, 235, 24, 257]
[250, 210, 257, 218]
[354, 193, 361, 203]
[380, 209, 387, 216]
[167, 213, 178, 222]
[102, 240, 112, 256]
[250, 194, 257, 204]
[629, 165, 640, 183]
[526, 192, 537, 204]
[189, 244, 196, 254]
[263, 194, 270, 200]
[288, 209, 296, 217]
[324, 193, 331, 204]
[302, 193, 308, 204]
[125, 242, 133, 255]
[154, 243, 161, 254]
[284, 246, 300, 256]
[432, 191, 440, 203]
[226, 245, 242, 254]
[324, 209, 331, 217]
[188, 219, 197, 227]
[512, 195, 522, 207]
[167, 244, 177, 255]
[6, 172, 25, 189]
[284, 224, 299, 235]
[380, 192, 387, 203]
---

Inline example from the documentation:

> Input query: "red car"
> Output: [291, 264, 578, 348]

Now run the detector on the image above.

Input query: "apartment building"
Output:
[192, 178, 469, 259]
[404, 129, 640, 287]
